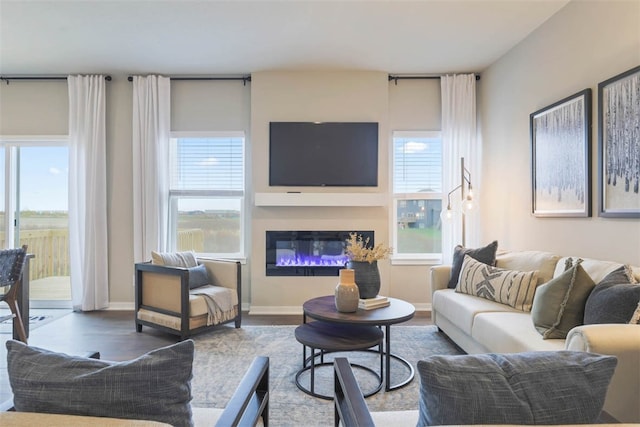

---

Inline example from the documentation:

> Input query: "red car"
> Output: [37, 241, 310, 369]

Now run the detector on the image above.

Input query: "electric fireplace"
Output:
[265, 230, 374, 276]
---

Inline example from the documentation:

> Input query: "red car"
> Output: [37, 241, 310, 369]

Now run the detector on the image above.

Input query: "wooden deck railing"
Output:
[0, 228, 204, 281]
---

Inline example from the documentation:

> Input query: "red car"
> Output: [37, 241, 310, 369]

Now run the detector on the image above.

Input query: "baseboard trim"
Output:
[106, 302, 135, 311]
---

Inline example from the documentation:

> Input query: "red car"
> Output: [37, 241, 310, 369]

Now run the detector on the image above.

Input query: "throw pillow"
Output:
[531, 259, 595, 339]
[188, 264, 210, 289]
[417, 351, 617, 426]
[6, 340, 194, 427]
[151, 250, 198, 268]
[447, 240, 498, 288]
[584, 265, 640, 324]
[630, 301, 640, 325]
[456, 255, 539, 311]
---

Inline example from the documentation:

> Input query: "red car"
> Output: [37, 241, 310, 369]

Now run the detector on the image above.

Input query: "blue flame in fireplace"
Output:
[276, 254, 349, 267]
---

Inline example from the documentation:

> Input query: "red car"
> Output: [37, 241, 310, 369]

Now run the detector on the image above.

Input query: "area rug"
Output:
[191, 325, 463, 426]
[0, 309, 71, 334]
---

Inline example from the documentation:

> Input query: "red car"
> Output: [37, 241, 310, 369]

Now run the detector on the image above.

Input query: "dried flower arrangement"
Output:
[345, 232, 392, 263]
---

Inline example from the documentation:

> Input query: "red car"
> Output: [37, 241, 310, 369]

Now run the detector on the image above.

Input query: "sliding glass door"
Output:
[1, 139, 71, 308]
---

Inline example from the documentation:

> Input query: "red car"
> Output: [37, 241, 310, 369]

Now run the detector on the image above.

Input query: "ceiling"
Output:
[0, 0, 570, 76]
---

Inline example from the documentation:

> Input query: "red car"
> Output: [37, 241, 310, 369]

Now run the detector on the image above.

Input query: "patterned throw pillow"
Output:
[448, 240, 498, 288]
[6, 340, 194, 427]
[417, 351, 617, 426]
[455, 255, 539, 311]
[584, 265, 640, 324]
[531, 259, 595, 339]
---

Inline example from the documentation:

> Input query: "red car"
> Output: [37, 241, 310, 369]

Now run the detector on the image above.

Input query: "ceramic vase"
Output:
[335, 268, 359, 313]
[347, 260, 381, 299]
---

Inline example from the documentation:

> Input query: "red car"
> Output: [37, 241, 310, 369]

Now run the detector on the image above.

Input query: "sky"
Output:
[0, 146, 69, 212]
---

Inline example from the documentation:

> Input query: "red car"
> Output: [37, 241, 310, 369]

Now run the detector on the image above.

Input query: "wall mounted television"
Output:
[269, 121, 379, 187]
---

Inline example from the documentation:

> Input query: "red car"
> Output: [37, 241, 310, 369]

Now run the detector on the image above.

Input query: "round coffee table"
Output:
[302, 295, 416, 391]
[294, 321, 383, 399]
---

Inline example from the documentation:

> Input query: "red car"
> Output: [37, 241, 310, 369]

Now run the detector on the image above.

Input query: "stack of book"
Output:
[358, 295, 390, 310]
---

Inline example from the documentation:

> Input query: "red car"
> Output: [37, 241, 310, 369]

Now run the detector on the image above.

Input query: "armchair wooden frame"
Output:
[135, 258, 241, 340]
[333, 357, 374, 427]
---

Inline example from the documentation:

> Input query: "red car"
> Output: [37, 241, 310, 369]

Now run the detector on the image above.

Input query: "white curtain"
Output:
[441, 74, 481, 263]
[68, 75, 109, 311]
[132, 75, 171, 263]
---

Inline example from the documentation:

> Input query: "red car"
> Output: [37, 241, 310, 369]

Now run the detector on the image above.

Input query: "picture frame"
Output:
[597, 65, 640, 218]
[530, 89, 592, 217]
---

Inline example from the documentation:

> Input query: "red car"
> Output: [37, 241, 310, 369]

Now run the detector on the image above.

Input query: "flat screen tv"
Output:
[269, 122, 379, 187]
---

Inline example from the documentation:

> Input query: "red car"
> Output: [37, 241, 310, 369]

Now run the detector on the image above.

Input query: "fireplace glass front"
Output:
[265, 230, 374, 276]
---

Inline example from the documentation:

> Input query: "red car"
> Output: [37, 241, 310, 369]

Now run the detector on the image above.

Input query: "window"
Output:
[168, 132, 245, 258]
[391, 131, 442, 262]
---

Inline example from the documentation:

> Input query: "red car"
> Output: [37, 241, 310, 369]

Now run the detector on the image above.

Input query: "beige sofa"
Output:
[431, 251, 640, 423]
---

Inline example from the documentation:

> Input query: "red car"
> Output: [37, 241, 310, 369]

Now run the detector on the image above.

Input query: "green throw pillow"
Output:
[6, 340, 194, 427]
[531, 259, 595, 339]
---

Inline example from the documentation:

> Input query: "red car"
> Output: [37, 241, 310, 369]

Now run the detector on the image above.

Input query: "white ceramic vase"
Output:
[335, 268, 359, 313]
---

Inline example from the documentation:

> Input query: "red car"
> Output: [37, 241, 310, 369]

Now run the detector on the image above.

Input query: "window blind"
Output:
[393, 135, 442, 193]
[170, 137, 244, 191]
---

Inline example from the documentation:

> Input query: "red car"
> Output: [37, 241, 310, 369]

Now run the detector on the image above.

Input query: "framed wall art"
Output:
[598, 65, 640, 218]
[530, 89, 592, 217]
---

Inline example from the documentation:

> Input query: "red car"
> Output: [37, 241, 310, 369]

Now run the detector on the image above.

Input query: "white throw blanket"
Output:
[190, 286, 238, 326]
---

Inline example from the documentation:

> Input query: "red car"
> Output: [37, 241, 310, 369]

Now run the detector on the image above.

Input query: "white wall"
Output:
[479, 0, 640, 265]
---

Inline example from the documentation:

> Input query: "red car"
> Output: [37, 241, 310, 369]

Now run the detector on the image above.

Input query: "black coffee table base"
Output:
[294, 321, 384, 400]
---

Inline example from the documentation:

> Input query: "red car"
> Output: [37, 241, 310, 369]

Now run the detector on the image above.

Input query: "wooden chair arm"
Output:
[215, 356, 269, 427]
[333, 357, 375, 427]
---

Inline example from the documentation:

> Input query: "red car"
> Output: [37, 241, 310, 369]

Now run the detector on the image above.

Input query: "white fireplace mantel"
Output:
[254, 192, 387, 207]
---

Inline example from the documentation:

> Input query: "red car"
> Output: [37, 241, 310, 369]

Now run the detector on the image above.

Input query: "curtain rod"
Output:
[388, 74, 480, 84]
[127, 75, 251, 85]
[0, 75, 112, 84]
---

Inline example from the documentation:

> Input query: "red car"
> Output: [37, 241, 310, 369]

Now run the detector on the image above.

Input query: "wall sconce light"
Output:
[442, 157, 474, 246]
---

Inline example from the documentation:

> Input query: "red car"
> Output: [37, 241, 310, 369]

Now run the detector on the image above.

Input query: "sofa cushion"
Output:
[433, 289, 519, 336]
[188, 264, 210, 289]
[471, 312, 566, 353]
[584, 265, 640, 325]
[496, 250, 560, 285]
[531, 259, 595, 339]
[448, 240, 498, 288]
[151, 250, 198, 268]
[554, 256, 622, 284]
[417, 351, 617, 426]
[456, 255, 539, 311]
[6, 340, 194, 427]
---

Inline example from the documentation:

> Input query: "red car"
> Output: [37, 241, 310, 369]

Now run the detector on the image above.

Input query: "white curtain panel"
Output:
[68, 75, 109, 311]
[441, 74, 481, 263]
[132, 75, 170, 263]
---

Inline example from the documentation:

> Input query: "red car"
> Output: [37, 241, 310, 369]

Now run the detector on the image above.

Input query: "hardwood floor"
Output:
[0, 309, 431, 404]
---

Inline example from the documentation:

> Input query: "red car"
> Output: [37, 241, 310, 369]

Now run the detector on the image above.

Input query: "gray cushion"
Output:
[530, 259, 595, 339]
[188, 264, 210, 289]
[6, 340, 194, 427]
[584, 265, 640, 324]
[417, 351, 617, 426]
[448, 240, 498, 288]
